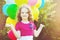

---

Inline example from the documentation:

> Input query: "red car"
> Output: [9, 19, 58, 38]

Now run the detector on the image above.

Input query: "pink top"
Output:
[15, 21, 36, 36]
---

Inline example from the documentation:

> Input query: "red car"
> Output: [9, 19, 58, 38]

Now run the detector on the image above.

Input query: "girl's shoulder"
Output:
[16, 21, 22, 25]
[30, 21, 35, 25]
[16, 21, 35, 25]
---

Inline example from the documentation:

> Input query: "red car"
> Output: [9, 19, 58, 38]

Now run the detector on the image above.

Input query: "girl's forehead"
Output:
[21, 7, 29, 12]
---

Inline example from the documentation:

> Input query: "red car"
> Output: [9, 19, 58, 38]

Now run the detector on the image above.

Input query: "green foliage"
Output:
[37, 0, 56, 27]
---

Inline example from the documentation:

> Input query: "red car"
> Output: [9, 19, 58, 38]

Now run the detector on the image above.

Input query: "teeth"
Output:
[23, 16, 26, 17]
[23, 16, 27, 17]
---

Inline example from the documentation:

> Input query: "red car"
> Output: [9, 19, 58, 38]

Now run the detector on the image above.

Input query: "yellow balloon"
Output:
[35, 0, 42, 8]
[31, 7, 39, 21]
[15, 0, 28, 7]
[6, 17, 17, 26]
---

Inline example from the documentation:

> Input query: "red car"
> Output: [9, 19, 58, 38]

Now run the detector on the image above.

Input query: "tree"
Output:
[0, 0, 9, 40]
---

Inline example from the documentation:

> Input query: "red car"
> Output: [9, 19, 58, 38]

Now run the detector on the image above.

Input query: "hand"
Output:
[40, 24, 45, 28]
[5, 24, 14, 27]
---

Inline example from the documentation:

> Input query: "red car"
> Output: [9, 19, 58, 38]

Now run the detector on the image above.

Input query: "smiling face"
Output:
[18, 6, 32, 22]
[21, 7, 29, 19]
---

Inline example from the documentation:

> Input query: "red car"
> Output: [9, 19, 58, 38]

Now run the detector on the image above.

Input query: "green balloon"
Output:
[7, 4, 18, 19]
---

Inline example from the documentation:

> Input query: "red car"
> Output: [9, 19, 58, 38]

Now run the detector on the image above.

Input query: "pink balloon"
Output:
[28, 0, 37, 6]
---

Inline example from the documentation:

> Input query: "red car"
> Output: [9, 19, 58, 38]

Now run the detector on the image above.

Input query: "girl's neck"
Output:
[21, 19, 29, 24]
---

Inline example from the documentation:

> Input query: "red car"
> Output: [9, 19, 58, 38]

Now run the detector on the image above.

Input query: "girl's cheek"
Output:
[26, 14, 29, 17]
[20, 14, 23, 17]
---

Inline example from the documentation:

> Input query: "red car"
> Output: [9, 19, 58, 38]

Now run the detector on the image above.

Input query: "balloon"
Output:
[35, 0, 42, 8]
[7, 4, 18, 19]
[38, 0, 45, 10]
[6, 17, 17, 26]
[31, 7, 39, 21]
[5, 0, 15, 4]
[2, 4, 9, 16]
[28, 0, 37, 6]
[15, 0, 28, 7]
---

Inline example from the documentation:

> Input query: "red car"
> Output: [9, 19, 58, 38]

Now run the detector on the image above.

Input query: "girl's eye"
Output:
[26, 12, 29, 13]
[25, 12, 29, 14]
[21, 12, 24, 14]
[21, 12, 29, 14]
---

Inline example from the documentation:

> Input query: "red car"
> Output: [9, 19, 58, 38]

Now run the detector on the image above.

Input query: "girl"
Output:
[6, 5, 45, 40]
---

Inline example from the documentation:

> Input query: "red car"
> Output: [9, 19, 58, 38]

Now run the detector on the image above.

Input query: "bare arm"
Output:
[34, 24, 45, 37]
[5, 24, 21, 39]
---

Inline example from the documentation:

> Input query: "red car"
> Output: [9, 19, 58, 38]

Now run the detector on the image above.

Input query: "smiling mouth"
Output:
[23, 15, 28, 17]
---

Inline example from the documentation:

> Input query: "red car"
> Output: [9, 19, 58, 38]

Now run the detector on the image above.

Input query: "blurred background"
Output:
[0, 0, 60, 40]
